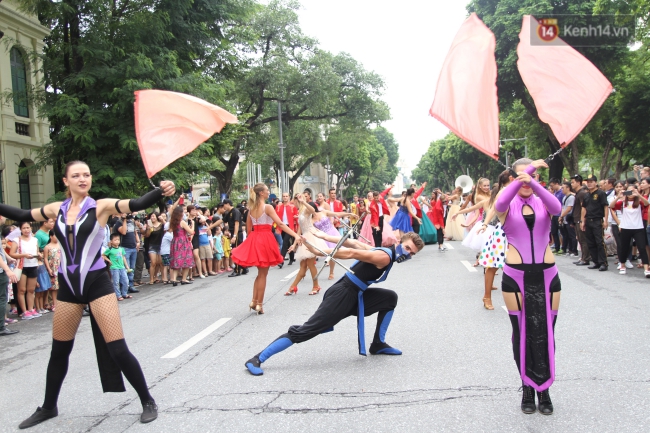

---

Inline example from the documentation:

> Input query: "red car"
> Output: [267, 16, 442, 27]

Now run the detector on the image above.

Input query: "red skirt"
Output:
[231, 225, 283, 268]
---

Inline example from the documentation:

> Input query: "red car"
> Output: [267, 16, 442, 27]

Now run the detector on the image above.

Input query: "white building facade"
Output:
[0, 0, 54, 208]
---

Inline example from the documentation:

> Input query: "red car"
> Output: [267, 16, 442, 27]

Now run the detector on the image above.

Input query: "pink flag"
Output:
[430, 13, 500, 160]
[134, 90, 238, 178]
[517, 15, 612, 147]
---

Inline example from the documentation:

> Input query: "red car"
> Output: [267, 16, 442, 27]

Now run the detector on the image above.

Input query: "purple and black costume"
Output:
[495, 164, 562, 393]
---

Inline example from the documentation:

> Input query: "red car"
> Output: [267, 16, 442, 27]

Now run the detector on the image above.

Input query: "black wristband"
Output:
[0, 203, 36, 222]
[128, 188, 163, 212]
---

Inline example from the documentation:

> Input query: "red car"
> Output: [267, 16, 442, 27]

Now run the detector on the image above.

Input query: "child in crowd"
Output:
[197, 216, 215, 277]
[103, 233, 132, 301]
[212, 226, 224, 273]
[222, 229, 232, 272]
[43, 231, 60, 311]
[35, 251, 51, 315]
[160, 226, 174, 284]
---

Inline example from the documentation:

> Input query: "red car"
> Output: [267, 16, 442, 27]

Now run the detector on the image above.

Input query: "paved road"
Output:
[1, 242, 649, 432]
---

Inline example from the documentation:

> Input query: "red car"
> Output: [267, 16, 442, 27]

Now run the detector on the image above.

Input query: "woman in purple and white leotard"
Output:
[311, 205, 356, 283]
[0, 161, 176, 429]
[495, 159, 562, 416]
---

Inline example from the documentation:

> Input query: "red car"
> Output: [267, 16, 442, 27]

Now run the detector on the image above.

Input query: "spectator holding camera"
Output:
[610, 184, 650, 276]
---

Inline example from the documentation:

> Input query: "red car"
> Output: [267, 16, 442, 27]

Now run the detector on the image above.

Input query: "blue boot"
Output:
[245, 336, 293, 376]
[370, 310, 402, 355]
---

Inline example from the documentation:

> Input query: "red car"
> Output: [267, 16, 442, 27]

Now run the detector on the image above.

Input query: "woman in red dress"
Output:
[232, 183, 302, 315]
[427, 189, 446, 251]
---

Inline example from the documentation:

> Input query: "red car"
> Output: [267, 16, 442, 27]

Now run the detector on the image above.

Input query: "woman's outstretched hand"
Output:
[160, 181, 175, 196]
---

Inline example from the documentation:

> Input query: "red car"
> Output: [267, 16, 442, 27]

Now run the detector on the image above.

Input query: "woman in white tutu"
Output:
[444, 187, 466, 241]
[456, 178, 491, 251]
[476, 171, 510, 310]
[285, 194, 354, 296]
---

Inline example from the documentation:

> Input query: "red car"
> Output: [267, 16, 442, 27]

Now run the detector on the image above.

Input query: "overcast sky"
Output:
[297, 0, 469, 174]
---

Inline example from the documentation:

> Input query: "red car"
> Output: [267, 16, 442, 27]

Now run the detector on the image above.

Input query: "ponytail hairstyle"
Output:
[401, 187, 415, 206]
[489, 170, 511, 207]
[63, 160, 90, 198]
[248, 183, 267, 210]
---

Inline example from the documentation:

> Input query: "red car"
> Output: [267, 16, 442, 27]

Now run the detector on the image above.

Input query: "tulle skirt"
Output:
[478, 224, 507, 268]
[232, 225, 283, 268]
[419, 213, 438, 245]
[294, 230, 329, 262]
[389, 207, 413, 233]
[445, 204, 465, 240]
[382, 217, 399, 247]
[359, 215, 374, 246]
[462, 222, 485, 251]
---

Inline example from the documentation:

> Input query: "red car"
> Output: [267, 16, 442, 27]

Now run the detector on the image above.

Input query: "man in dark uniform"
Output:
[245, 231, 425, 376]
[223, 199, 249, 277]
[570, 175, 591, 266]
[581, 175, 609, 271]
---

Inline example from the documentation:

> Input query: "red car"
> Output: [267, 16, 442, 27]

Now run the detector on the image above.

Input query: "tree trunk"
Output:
[598, 133, 615, 180]
[288, 156, 318, 197]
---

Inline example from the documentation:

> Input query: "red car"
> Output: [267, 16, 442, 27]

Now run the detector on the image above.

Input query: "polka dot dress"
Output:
[479, 223, 508, 268]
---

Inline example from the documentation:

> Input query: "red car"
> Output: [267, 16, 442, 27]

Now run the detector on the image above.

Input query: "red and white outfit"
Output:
[232, 210, 283, 268]
[326, 198, 343, 228]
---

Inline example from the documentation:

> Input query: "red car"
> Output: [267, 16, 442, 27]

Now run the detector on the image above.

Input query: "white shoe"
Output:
[625, 260, 634, 269]
[645, 270, 650, 278]
[619, 267, 626, 275]
[199, 274, 206, 279]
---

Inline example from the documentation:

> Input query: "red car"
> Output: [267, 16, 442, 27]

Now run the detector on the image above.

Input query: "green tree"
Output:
[15, 0, 249, 199]
[209, 0, 389, 194]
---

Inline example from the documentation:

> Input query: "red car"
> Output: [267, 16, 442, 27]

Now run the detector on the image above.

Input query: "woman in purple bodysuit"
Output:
[495, 159, 562, 416]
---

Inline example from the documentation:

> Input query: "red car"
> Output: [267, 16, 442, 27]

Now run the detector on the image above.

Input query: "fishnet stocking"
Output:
[89, 294, 124, 343]
[51, 301, 84, 341]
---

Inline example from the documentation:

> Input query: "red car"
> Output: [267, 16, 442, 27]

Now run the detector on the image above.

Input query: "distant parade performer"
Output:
[2, 161, 176, 429]
[231, 183, 302, 315]
[244, 230, 424, 376]
[495, 159, 562, 416]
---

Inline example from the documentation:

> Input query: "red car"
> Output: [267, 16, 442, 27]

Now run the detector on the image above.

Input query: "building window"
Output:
[19, 161, 31, 209]
[10, 48, 29, 118]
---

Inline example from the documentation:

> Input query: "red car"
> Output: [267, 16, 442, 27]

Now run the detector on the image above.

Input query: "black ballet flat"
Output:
[19, 406, 58, 429]
[180, 280, 192, 285]
[537, 390, 554, 415]
[520, 385, 536, 414]
[140, 400, 158, 423]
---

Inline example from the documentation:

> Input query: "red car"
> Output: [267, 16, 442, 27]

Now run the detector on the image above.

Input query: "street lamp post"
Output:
[278, 101, 286, 194]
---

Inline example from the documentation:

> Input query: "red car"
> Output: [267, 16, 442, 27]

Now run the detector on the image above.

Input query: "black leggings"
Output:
[437, 227, 444, 245]
[618, 228, 648, 265]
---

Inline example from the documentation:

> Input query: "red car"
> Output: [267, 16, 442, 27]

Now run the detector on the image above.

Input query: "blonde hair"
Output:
[248, 183, 266, 210]
[476, 177, 491, 201]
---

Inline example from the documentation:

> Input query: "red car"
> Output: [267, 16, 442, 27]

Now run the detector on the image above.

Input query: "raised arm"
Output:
[98, 181, 175, 222]
[305, 242, 391, 268]
[457, 199, 487, 215]
[309, 228, 373, 250]
[495, 164, 538, 213]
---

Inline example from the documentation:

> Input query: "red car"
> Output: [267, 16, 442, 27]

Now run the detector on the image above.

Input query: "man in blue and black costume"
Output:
[245, 230, 425, 375]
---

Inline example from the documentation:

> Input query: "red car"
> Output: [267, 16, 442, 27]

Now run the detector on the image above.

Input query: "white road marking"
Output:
[444, 243, 454, 250]
[162, 318, 231, 359]
[461, 260, 478, 272]
[501, 306, 508, 313]
[281, 269, 299, 281]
